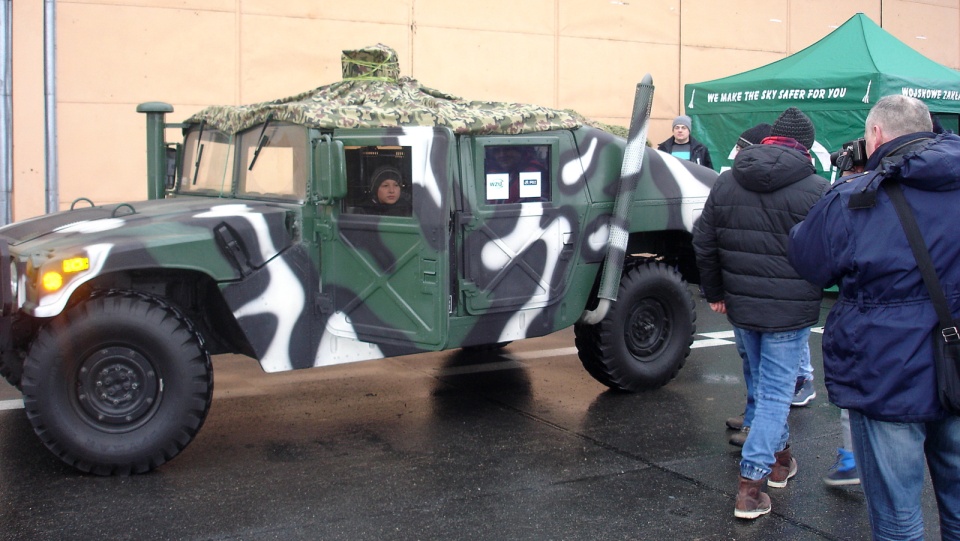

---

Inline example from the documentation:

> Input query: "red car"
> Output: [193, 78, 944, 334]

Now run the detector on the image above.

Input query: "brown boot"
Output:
[734, 476, 771, 519]
[768, 445, 798, 488]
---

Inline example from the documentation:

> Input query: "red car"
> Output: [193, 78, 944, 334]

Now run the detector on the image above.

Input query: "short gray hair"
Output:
[866, 95, 932, 139]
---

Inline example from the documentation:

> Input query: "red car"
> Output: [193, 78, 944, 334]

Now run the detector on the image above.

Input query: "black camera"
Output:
[830, 138, 868, 172]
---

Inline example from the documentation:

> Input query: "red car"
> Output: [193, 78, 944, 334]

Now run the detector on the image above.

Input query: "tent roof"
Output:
[684, 13, 960, 114]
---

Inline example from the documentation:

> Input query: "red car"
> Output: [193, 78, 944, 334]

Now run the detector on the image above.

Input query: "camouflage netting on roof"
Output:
[187, 44, 613, 136]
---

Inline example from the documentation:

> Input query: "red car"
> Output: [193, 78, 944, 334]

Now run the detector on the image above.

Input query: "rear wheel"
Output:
[21, 292, 213, 475]
[575, 262, 695, 392]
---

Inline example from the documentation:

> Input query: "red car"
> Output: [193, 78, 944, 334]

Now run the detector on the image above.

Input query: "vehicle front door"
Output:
[320, 128, 453, 354]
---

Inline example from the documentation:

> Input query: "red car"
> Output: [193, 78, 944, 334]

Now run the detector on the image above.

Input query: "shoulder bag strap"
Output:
[886, 181, 960, 343]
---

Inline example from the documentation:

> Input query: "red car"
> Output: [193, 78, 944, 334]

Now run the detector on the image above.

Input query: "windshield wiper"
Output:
[191, 120, 205, 185]
[248, 114, 274, 171]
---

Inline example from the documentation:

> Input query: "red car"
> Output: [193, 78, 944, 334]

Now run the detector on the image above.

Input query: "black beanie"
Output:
[738, 123, 772, 149]
[370, 165, 403, 191]
[770, 107, 815, 150]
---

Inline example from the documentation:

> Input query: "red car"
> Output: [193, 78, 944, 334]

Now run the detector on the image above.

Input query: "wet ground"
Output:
[0, 291, 942, 540]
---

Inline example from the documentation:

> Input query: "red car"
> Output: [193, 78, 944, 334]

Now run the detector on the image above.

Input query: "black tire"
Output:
[574, 262, 696, 392]
[0, 349, 24, 390]
[21, 292, 213, 475]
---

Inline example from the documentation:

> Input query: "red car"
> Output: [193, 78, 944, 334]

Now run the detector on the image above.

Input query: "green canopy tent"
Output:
[684, 13, 960, 178]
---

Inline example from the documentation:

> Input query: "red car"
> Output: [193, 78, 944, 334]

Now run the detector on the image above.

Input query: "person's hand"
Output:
[709, 301, 726, 314]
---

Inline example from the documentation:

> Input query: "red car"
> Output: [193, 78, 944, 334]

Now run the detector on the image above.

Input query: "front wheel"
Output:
[21, 292, 213, 475]
[575, 262, 695, 392]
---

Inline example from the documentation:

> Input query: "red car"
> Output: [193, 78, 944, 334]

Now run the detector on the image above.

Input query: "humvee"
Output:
[0, 46, 716, 474]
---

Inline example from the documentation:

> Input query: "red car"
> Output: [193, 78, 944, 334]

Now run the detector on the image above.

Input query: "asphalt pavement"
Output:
[0, 290, 942, 540]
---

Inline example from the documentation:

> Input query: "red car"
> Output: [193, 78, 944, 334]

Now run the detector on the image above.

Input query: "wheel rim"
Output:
[75, 346, 161, 432]
[625, 296, 670, 361]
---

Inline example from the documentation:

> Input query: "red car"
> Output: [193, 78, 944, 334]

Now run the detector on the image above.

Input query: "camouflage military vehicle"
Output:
[0, 45, 716, 474]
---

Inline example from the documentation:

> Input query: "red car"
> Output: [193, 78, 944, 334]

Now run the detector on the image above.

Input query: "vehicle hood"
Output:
[0, 197, 300, 280]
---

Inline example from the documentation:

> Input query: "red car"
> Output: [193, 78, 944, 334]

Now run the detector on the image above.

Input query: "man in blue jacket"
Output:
[789, 95, 960, 540]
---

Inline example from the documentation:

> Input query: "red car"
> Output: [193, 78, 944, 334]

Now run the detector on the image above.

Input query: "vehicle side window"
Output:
[343, 146, 413, 217]
[483, 145, 550, 204]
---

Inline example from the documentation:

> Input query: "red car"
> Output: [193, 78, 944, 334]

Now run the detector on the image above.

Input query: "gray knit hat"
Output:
[672, 115, 692, 130]
[770, 107, 815, 150]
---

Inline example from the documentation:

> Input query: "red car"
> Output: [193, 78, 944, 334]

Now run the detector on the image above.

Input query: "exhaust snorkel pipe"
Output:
[579, 74, 654, 325]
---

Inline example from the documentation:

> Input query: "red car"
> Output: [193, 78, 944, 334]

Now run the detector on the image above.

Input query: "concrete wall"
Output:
[8, 0, 959, 220]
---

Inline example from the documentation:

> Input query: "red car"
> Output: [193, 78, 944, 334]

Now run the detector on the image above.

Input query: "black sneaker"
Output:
[823, 448, 860, 486]
[791, 378, 816, 407]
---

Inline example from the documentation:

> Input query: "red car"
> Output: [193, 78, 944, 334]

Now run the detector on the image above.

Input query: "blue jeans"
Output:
[738, 334, 812, 429]
[849, 411, 960, 541]
[798, 339, 814, 381]
[734, 326, 808, 480]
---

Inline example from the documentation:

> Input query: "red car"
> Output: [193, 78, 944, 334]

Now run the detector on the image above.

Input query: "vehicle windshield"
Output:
[180, 125, 234, 195]
[236, 122, 308, 201]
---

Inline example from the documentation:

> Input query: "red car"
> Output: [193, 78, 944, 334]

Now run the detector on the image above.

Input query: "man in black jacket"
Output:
[658, 115, 713, 170]
[693, 107, 828, 519]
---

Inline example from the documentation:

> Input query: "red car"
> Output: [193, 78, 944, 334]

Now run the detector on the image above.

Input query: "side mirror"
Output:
[314, 137, 346, 201]
[164, 144, 181, 191]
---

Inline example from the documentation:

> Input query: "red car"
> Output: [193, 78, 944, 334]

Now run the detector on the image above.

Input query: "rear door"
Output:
[457, 134, 579, 316]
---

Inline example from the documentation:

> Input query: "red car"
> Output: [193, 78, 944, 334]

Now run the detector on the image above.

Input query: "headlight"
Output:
[39, 256, 90, 293]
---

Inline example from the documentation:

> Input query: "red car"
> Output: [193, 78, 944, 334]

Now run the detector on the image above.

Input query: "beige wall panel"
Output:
[788, 2, 882, 51]
[242, 0, 412, 24]
[413, 29, 555, 106]
[883, 1, 960, 68]
[62, 0, 234, 10]
[55, 103, 206, 213]
[58, 4, 237, 105]
[238, 16, 411, 104]
[681, 0, 788, 52]
[12, 1, 47, 221]
[898, 0, 960, 6]
[56, 104, 151, 207]
[559, 0, 679, 44]
[559, 37, 676, 126]
[414, 0, 555, 35]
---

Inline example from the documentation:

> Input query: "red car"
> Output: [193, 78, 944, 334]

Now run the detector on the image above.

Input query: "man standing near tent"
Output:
[789, 95, 960, 540]
[658, 115, 714, 169]
[693, 107, 827, 519]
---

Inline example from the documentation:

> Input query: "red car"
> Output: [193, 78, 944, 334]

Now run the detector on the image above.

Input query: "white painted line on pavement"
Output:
[0, 399, 23, 411]
[691, 338, 734, 349]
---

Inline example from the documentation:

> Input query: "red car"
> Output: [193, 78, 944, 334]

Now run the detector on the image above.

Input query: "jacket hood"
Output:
[731, 143, 817, 194]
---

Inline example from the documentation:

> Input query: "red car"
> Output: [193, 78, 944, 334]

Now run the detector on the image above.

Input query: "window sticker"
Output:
[486, 173, 510, 200]
[519, 171, 542, 199]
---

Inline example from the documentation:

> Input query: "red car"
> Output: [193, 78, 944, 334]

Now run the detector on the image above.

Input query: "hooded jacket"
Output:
[693, 141, 828, 331]
[789, 132, 960, 422]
